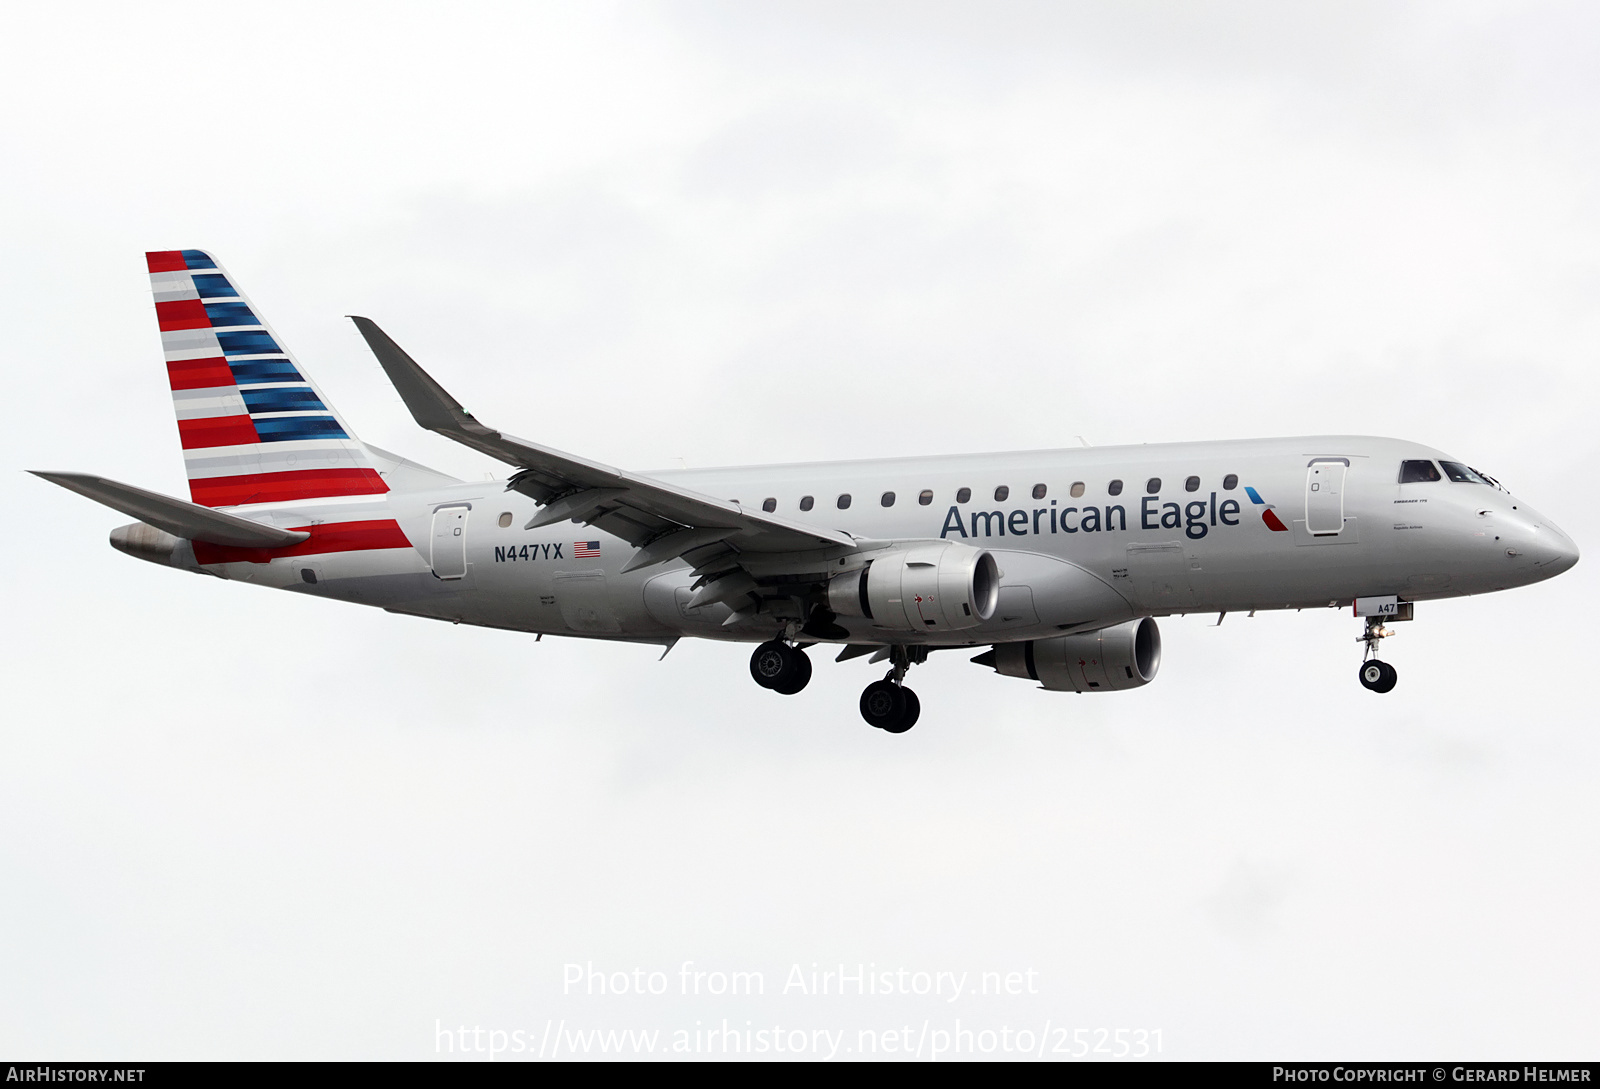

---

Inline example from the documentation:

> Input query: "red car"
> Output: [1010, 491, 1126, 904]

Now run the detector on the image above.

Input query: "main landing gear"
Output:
[1357, 615, 1398, 694]
[750, 639, 812, 695]
[748, 639, 923, 733]
[860, 679, 920, 733]
[859, 646, 924, 733]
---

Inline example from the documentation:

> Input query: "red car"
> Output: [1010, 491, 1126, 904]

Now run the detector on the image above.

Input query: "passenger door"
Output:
[1304, 459, 1348, 536]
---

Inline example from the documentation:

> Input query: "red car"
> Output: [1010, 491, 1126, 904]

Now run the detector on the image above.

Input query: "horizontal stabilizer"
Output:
[31, 471, 309, 548]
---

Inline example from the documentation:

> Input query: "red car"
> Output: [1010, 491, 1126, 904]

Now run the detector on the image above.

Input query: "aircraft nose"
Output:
[1513, 514, 1580, 578]
[1495, 506, 1579, 583]
[1537, 525, 1580, 576]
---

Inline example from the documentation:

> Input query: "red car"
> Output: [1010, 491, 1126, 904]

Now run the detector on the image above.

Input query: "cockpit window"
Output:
[1399, 460, 1442, 483]
[1440, 461, 1491, 485]
[1470, 466, 1505, 490]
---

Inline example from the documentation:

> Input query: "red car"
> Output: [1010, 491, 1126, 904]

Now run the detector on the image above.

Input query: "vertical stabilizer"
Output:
[146, 249, 389, 508]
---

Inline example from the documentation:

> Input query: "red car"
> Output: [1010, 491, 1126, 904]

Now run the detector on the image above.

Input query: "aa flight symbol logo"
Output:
[1244, 487, 1289, 532]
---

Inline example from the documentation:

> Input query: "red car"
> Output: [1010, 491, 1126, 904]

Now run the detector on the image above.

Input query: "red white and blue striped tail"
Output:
[146, 249, 389, 508]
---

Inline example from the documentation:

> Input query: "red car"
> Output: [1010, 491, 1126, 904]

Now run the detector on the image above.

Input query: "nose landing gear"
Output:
[858, 646, 924, 733]
[1357, 615, 1398, 693]
[1358, 658, 1397, 693]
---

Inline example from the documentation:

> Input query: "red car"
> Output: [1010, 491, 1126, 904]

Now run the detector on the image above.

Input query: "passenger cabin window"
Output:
[1440, 461, 1491, 485]
[1145, 477, 1161, 494]
[498, 512, 513, 528]
[881, 491, 896, 507]
[1108, 479, 1123, 496]
[761, 497, 776, 512]
[799, 495, 814, 511]
[837, 494, 852, 509]
[1032, 483, 1047, 499]
[956, 487, 972, 504]
[1184, 476, 1200, 492]
[1399, 460, 1442, 483]
[994, 485, 1009, 501]
[1222, 474, 1238, 490]
[918, 490, 933, 506]
[1070, 482, 1085, 498]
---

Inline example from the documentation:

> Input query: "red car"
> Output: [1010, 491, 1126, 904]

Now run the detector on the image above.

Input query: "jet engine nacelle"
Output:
[827, 542, 999, 632]
[984, 617, 1162, 692]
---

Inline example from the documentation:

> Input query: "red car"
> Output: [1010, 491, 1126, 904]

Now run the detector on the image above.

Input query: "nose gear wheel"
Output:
[1356, 615, 1399, 693]
[1358, 659, 1397, 693]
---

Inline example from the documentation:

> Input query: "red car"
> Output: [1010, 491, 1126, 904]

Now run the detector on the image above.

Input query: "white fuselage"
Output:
[170, 434, 1578, 649]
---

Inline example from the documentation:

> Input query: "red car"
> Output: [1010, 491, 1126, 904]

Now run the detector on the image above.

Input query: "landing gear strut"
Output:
[750, 639, 812, 695]
[859, 646, 924, 733]
[1357, 616, 1398, 694]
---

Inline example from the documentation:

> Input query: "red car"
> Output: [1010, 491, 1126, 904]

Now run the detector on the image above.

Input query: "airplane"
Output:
[33, 250, 1581, 733]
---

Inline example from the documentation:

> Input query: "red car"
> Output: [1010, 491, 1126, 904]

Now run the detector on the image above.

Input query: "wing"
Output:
[349, 317, 856, 578]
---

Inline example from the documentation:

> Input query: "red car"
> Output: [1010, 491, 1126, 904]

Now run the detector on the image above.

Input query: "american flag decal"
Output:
[574, 541, 601, 558]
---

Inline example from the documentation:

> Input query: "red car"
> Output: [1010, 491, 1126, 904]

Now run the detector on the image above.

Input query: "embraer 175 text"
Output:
[35, 251, 1581, 732]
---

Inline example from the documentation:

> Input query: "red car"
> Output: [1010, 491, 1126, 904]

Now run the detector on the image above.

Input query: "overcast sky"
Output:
[3, 0, 1598, 1061]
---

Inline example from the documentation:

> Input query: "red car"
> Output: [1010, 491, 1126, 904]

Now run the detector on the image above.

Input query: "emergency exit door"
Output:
[430, 505, 469, 579]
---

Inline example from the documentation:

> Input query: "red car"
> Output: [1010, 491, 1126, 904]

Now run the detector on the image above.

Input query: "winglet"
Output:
[349, 316, 563, 471]
[349, 316, 490, 437]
